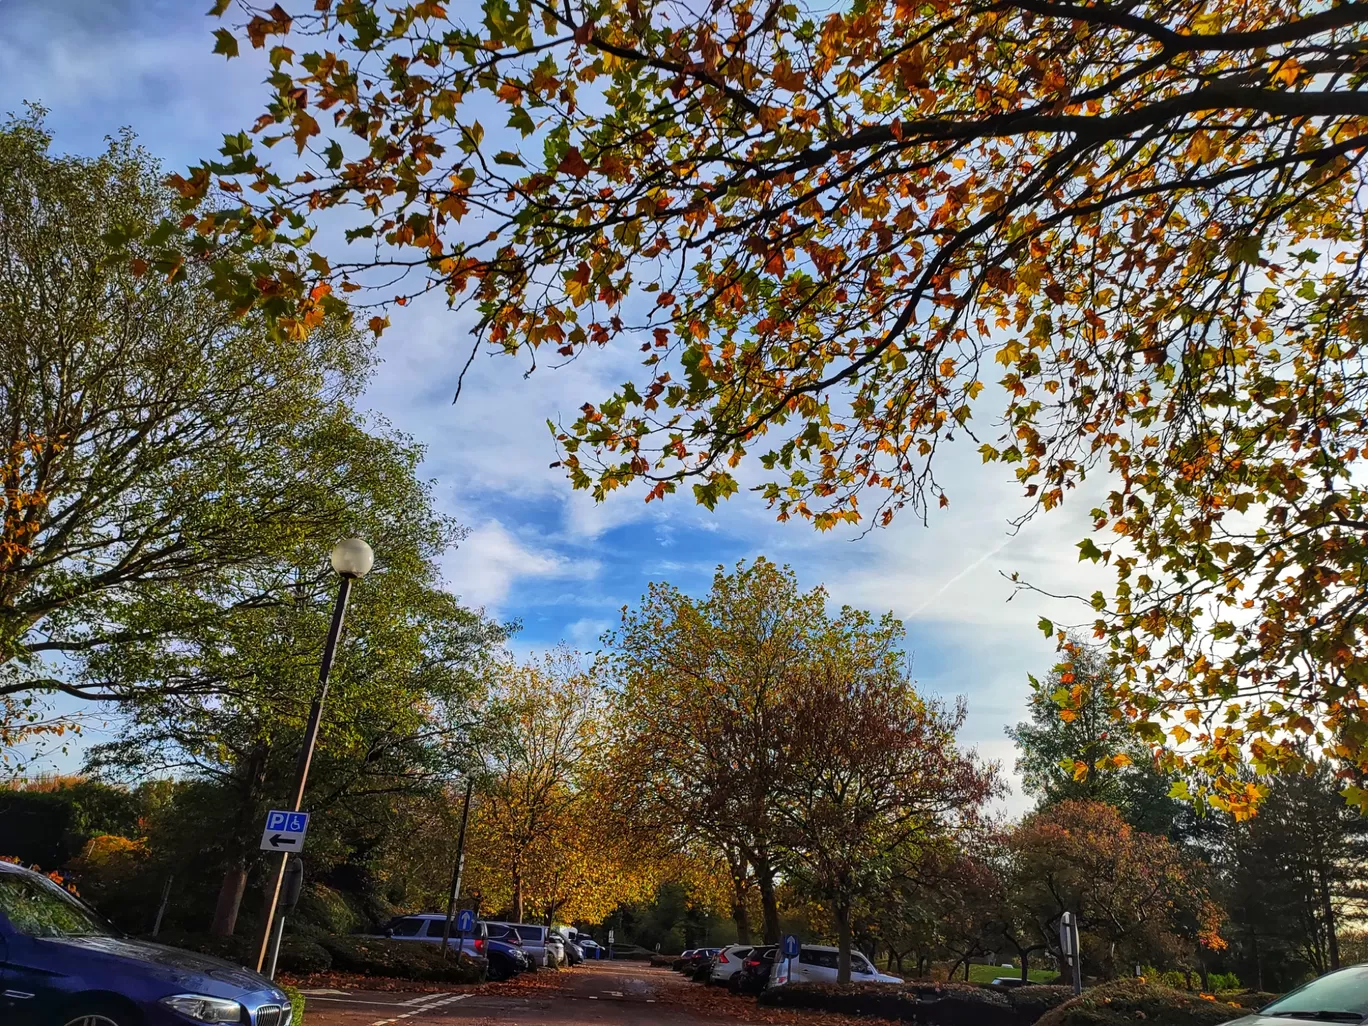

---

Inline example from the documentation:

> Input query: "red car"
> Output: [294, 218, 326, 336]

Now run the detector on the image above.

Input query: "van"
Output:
[769, 945, 903, 987]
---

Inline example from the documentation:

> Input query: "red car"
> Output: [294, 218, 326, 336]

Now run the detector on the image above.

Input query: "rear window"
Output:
[513, 925, 545, 942]
[390, 917, 426, 937]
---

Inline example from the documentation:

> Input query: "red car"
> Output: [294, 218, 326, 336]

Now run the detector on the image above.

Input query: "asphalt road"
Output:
[301, 963, 751, 1026]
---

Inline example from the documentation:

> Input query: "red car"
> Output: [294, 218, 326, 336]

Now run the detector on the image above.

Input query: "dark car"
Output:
[0, 861, 293, 1026]
[673, 948, 696, 971]
[683, 947, 719, 981]
[990, 976, 1030, 989]
[733, 945, 777, 995]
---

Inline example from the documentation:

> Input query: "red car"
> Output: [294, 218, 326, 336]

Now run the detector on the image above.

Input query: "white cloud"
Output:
[442, 519, 599, 613]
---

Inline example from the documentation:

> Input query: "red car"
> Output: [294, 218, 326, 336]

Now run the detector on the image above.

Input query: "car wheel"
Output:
[60, 1004, 134, 1026]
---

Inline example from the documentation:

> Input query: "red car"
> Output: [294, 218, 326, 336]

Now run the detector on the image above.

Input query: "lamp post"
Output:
[254, 538, 373, 973]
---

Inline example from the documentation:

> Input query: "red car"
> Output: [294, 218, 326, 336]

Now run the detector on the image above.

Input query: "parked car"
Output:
[990, 977, 1030, 989]
[0, 860, 295, 1026]
[710, 944, 754, 985]
[545, 931, 567, 966]
[1226, 965, 1368, 1025]
[769, 945, 903, 988]
[673, 948, 697, 971]
[733, 946, 777, 994]
[578, 937, 605, 959]
[382, 912, 487, 948]
[691, 954, 716, 982]
[682, 947, 720, 979]
[551, 925, 583, 965]
[487, 921, 562, 967]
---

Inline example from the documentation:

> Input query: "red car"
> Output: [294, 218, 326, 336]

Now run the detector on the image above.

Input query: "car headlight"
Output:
[159, 994, 244, 1022]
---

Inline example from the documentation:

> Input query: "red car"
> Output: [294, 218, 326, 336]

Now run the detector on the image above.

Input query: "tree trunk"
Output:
[512, 869, 524, 924]
[727, 853, 752, 944]
[835, 902, 853, 985]
[1251, 926, 1263, 993]
[1320, 869, 1341, 970]
[210, 742, 270, 936]
[963, 958, 971, 982]
[1020, 950, 1029, 983]
[755, 862, 781, 943]
[210, 862, 248, 937]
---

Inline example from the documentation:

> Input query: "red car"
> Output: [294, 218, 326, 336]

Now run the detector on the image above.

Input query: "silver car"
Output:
[1224, 965, 1368, 1025]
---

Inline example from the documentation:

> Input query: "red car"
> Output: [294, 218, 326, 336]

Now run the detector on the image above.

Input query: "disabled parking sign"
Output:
[260, 809, 310, 852]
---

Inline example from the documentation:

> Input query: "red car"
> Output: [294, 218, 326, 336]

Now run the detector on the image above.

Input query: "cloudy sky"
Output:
[1, 0, 1115, 811]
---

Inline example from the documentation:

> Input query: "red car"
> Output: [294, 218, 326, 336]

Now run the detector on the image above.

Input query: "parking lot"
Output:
[300, 963, 753, 1026]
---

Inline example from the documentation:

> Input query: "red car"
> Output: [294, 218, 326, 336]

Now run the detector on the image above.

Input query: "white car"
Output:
[710, 944, 755, 984]
[769, 944, 903, 987]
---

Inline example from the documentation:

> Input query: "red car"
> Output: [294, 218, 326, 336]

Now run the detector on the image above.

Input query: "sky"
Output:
[0, 0, 1116, 812]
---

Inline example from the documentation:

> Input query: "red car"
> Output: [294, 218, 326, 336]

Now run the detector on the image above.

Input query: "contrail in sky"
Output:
[907, 536, 1014, 618]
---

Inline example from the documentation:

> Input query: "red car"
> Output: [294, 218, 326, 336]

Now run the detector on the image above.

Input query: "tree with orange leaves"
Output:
[1008, 800, 1226, 980]
[189, 0, 1368, 814]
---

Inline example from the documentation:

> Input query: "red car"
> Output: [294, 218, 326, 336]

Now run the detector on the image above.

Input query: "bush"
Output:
[1207, 973, 1242, 992]
[1004, 985, 1076, 1025]
[293, 883, 365, 936]
[759, 981, 1015, 1026]
[317, 935, 485, 982]
[1035, 981, 1250, 1026]
[649, 954, 675, 967]
[153, 931, 333, 974]
[281, 984, 305, 1024]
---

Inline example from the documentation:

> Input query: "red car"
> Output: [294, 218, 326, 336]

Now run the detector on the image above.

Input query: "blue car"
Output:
[0, 861, 292, 1026]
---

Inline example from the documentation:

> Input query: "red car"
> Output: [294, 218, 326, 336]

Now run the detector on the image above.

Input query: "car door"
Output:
[852, 954, 878, 981]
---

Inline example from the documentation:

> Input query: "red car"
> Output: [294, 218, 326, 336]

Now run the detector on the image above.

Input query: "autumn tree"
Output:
[464, 650, 619, 924]
[1008, 800, 1226, 979]
[605, 557, 831, 943]
[191, 0, 1368, 813]
[774, 610, 998, 983]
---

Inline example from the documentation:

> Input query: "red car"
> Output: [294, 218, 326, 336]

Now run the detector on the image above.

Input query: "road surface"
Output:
[300, 963, 764, 1026]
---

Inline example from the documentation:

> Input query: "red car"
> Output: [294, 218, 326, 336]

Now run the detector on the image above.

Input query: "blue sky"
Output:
[0, 0, 1116, 812]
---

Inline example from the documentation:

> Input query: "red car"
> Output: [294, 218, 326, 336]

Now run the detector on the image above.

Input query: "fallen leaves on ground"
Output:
[278, 970, 482, 994]
[658, 981, 901, 1026]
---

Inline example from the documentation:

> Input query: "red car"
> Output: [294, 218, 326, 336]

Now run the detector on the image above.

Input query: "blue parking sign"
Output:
[260, 809, 310, 852]
[781, 934, 800, 959]
[457, 909, 475, 933]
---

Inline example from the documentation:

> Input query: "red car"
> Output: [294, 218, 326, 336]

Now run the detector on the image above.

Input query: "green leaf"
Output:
[208, 0, 232, 15]
[1168, 780, 1192, 800]
[1037, 617, 1054, 637]
[508, 107, 536, 137]
[1077, 538, 1104, 563]
[212, 28, 239, 58]
[493, 151, 525, 167]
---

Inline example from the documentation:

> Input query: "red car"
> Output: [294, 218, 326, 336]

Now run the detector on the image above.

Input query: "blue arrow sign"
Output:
[457, 909, 475, 933]
[781, 934, 800, 959]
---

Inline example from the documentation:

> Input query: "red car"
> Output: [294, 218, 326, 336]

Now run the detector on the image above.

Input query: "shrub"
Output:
[153, 931, 332, 974]
[1035, 980, 1249, 1026]
[759, 981, 1015, 1026]
[1004, 985, 1076, 1025]
[281, 984, 305, 1024]
[317, 935, 485, 982]
[1208, 973, 1242, 992]
[293, 883, 364, 936]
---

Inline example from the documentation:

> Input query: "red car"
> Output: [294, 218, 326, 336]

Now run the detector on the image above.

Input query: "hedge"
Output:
[1035, 981, 1253, 1026]
[281, 984, 305, 1024]
[759, 981, 1017, 1026]
[153, 931, 333, 974]
[317, 935, 485, 982]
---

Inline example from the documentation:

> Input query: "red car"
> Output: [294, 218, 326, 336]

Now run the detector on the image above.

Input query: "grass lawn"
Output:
[964, 964, 1061, 984]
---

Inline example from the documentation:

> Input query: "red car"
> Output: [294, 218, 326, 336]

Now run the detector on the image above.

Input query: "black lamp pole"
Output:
[254, 541, 369, 973]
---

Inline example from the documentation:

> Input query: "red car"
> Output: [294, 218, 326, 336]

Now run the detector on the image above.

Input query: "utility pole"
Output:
[440, 778, 476, 956]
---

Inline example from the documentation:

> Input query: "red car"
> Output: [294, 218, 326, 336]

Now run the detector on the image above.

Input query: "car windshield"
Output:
[0, 871, 114, 938]
[1261, 967, 1368, 1021]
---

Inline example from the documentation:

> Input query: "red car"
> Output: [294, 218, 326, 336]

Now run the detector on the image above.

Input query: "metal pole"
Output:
[266, 912, 287, 980]
[152, 874, 173, 937]
[441, 778, 476, 956]
[254, 575, 353, 972]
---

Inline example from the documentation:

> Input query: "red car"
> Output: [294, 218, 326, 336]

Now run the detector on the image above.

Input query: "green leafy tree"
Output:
[1008, 640, 1181, 835]
[85, 439, 503, 935]
[0, 110, 372, 729]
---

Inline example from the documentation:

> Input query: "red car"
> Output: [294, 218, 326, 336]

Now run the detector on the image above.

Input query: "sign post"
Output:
[454, 908, 475, 962]
[607, 928, 615, 960]
[1058, 912, 1082, 995]
[780, 934, 800, 987]
[265, 856, 305, 981]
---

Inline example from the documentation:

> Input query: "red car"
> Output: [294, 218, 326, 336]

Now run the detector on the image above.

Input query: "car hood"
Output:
[42, 936, 283, 996]
[1220, 1017, 1363, 1026]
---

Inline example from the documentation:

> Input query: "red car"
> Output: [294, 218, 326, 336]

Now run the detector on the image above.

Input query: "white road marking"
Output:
[300, 988, 352, 996]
